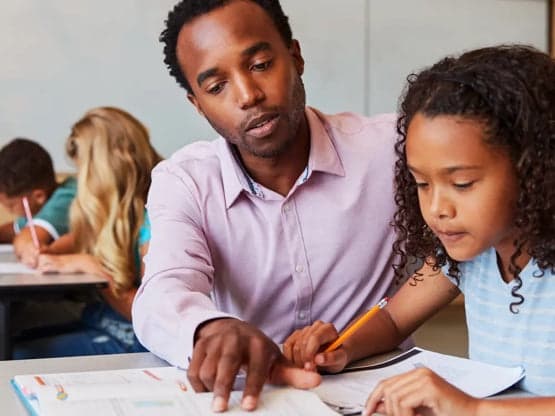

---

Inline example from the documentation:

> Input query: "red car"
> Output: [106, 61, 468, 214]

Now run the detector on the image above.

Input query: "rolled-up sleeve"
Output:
[132, 162, 235, 368]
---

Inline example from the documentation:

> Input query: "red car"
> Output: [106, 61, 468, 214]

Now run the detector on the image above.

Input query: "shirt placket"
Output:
[281, 197, 312, 329]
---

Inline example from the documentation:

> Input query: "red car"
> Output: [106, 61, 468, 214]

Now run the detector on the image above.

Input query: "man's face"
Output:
[176, 0, 306, 160]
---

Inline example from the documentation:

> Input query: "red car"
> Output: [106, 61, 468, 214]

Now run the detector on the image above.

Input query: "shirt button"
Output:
[295, 265, 304, 273]
[298, 311, 306, 320]
[283, 204, 290, 212]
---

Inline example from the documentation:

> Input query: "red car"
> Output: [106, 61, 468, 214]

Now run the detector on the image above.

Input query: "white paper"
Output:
[0, 244, 14, 253]
[0, 262, 37, 274]
[312, 347, 525, 413]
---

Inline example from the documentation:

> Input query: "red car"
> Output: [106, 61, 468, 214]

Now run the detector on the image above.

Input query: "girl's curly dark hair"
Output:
[393, 45, 555, 313]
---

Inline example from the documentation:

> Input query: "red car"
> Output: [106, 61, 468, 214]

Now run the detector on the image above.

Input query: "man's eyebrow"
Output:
[197, 68, 219, 88]
[241, 41, 271, 57]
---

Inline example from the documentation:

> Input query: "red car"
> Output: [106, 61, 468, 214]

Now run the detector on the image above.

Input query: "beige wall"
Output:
[0, 205, 13, 225]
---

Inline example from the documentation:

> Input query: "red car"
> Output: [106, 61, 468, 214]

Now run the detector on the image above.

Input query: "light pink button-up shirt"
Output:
[132, 108, 399, 367]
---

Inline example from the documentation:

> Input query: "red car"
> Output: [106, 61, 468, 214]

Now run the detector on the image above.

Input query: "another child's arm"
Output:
[13, 226, 53, 267]
[365, 367, 555, 416]
[41, 233, 76, 255]
[283, 263, 460, 372]
[0, 221, 15, 243]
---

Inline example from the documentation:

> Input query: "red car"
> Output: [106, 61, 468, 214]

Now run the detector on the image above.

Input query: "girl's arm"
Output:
[37, 243, 149, 321]
[365, 367, 555, 416]
[283, 262, 460, 371]
[97, 242, 149, 321]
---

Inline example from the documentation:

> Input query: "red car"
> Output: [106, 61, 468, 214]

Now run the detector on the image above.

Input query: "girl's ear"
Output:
[187, 93, 205, 117]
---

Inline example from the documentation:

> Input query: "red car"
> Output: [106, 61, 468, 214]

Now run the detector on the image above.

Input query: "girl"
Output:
[13, 107, 162, 358]
[283, 45, 555, 415]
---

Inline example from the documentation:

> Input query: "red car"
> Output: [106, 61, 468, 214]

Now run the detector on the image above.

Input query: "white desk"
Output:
[2, 350, 532, 415]
[1, 352, 168, 415]
[0, 256, 108, 360]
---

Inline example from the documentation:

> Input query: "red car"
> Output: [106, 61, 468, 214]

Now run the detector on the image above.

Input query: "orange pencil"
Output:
[324, 297, 389, 352]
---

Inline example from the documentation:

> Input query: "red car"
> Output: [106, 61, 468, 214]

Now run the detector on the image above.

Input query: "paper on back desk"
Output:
[0, 244, 14, 253]
[0, 262, 37, 274]
[312, 347, 524, 411]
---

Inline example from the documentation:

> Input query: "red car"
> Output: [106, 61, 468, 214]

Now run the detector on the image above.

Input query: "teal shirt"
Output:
[15, 177, 77, 239]
[134, 211, 150, 278]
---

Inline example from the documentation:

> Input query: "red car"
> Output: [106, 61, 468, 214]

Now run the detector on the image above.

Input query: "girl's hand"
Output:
[282, 321, 349, 373]
[364, 367, 479, 416]
[37, 254, 104, 276]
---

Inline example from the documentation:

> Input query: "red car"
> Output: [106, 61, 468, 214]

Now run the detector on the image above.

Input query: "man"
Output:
[133, 0, 398, 412]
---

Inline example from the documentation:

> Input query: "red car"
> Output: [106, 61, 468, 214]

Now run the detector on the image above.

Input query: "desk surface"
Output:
[0, 249, 107, 290]
[0, 272, 108, 290]
[2, 352, 169, 415]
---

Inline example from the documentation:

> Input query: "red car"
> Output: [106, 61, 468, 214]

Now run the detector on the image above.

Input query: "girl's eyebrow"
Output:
[408, 165, 482, 175]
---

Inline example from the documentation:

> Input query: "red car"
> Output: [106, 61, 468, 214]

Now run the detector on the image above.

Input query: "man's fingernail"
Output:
[242, 395, 257, 410]
[212, 396, 227, 412]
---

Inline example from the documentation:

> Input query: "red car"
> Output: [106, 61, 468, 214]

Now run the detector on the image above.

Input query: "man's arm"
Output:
[132, 164, 307, 412]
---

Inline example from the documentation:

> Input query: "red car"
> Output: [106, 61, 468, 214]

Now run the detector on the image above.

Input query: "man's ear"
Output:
[187, 93, 205, 117]
[290, 39, 305, 76]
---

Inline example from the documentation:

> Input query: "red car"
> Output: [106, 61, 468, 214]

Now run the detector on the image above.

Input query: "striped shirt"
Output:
[444, 247, 555, 395]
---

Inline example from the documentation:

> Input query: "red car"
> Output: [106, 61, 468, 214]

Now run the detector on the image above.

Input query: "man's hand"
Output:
[189, 318, 320, 413]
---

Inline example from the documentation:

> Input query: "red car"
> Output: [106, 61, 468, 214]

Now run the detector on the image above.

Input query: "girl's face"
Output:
[406, 113, 519, 263]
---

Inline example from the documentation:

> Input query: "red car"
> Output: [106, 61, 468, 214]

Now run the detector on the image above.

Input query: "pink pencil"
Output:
[22, 196, 40, 249]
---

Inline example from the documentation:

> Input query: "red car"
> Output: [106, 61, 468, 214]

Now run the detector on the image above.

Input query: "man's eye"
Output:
[251, 61, 272, 71]
[207, 82, 225, 95]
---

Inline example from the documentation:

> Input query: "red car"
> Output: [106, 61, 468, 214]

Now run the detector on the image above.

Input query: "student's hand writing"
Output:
[283, 320, 349, 373]
[37, 254, 104, 276]
[13, 237, 40, 268]
[364, 367, 479, 416]
[188, 318, 320, 413]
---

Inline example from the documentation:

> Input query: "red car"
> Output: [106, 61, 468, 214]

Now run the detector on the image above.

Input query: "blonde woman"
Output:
[13, 107, 162, 358]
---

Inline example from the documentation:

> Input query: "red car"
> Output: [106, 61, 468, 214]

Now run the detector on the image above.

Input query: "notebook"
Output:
[11, 366, 339, 416]
[313, 347, 525, 414]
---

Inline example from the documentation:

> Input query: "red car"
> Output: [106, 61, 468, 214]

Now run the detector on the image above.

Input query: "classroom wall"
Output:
[0, 0, 549, 172]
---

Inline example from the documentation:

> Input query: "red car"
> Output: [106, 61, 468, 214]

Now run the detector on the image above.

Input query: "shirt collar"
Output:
[218, 106, 345, 209]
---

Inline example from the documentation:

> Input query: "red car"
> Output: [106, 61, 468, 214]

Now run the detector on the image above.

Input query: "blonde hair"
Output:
[67, 107, 162, 295]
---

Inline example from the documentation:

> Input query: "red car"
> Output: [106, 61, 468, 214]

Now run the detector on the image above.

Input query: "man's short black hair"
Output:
[0, 138, 57, 197]
[160, 0, 293, 94]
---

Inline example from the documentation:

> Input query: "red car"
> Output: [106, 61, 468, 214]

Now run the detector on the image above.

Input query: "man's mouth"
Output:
[244, 113, 280, 138]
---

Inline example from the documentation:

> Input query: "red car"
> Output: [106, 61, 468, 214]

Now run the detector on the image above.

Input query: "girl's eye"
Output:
[454, 181, 474, 189]
[207, 82, 225, 95]
[415, 182, 428, 189]
[251, 61, 272, 71]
